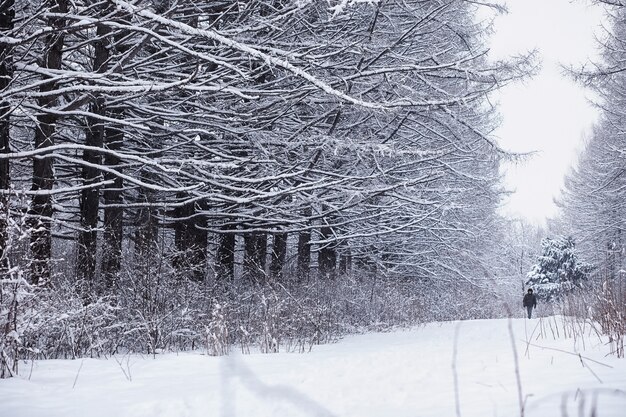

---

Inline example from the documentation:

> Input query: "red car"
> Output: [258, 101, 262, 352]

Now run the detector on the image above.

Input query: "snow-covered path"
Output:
[1, 316, 625, 417]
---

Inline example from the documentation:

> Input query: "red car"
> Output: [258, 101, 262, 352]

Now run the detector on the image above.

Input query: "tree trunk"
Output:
[76, 98, 105, 287]
[338, 245, 351, 275]
[216, 227, 235, 281]
[29, 0, 68, 286]
[270, 232, 288, 280]
[77, 22, 111, 289]
[297, 218, 311, 282]
[100, 109, 124, 287]
[173, 196, 192, 268]
[0, 0, 14, 270]
[100, 11, 131, 288]
[189, 209, 208, 281]
[243, 232, 267, 283]
[134, 182, 158, 258]
[318, 224, 337, 279]
[174, 198, 207, 281]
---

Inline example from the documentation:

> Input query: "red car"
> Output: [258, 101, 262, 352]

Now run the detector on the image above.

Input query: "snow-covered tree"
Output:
[526, 237, 593, 301]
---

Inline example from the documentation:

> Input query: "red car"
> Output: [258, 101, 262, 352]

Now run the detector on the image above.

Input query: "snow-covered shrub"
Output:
[0, 270, 29, 378]
[0, 199, 45, 376]
[206, 301, 229, 356]
[414, 276, 519, 322]
[7, 246, 208, 360]
[3, 275, 122, 368]
[594, 280, 625, 358]
[224, 284, 332, 354]
[191, 273, 433, 354]
[113, 262, 209, 355]
[3, 257, 528, 363]
[258, 295, 280, 353]
[20, 289, 119, 359]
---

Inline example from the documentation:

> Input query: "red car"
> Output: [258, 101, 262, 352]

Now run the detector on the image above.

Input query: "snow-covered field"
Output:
[1, 316, 625, 417]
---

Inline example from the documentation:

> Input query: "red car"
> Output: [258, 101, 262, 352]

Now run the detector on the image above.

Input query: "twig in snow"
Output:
[524, 341, 610, 384]
[112, 354, 133, 382]
[72, 359, 85, 389]
[524, 319, 541, 358]
[507, 317, 525, 417]
[523, 342, 613, 369]
[452, 322, 463, 417]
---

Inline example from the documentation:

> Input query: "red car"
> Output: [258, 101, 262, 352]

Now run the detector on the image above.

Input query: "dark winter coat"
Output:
[523, 293, 537, 308]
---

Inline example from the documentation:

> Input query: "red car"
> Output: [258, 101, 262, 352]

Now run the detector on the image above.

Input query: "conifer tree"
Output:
[526, 237, 593, 301]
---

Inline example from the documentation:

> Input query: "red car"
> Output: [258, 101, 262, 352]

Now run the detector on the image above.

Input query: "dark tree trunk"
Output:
[243, 232, 267, 283]
[100, 11, 131, 288]
[173, 195, 192, 267]
[135, 183, 158, 258]
[216, 227, 235, 281]
[189, 210, 208, 281]
[77, 22, 111, 288]
[297, 228, 311, 282]
[76, 97, 105, 286]
[339, 246, 351, 275]
[318, 224, 337, 279]
[269, 232, 288, 280]
[166, 3, 209, 281]
[0, 0, 14, 270]
[174, 198, 207, 281]
[28, 0, 68, 286]
[100, 109, 124, 287]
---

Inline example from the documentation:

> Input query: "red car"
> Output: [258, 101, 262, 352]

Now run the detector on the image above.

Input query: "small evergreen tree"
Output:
[526, 237, 593, 301]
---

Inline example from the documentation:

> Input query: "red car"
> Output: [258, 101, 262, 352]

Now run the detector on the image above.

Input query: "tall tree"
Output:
[77, 15, 113, 288]
[559, 2, 626, 286]
[0, 0, 14, 269]
[29, 0, 68, 285]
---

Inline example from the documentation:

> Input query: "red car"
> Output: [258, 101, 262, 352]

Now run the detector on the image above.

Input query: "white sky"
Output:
[483, 0, 606, 225]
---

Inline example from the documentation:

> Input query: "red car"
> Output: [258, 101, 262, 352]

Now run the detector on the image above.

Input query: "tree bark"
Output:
[243, 232, 267, 283]
[100, 10, 132, 288]
[270, 232, 288, 280]
[297, 208, 312, 282]
[216, 227, 235, 281]
[29, 0, 68, 286]
[174, 198, 207, 281]
[338, 245, 351, 275]
[134, 182, 158, 258]
[0, 0, 14, 270]
[189, 209, 208, 281]
[77, 21, 111, 288]
[100, 108, 124, 287]
[318, 224, 337, 279]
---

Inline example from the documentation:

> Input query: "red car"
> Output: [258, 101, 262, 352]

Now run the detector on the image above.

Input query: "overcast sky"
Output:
[483, 0, 606, 225]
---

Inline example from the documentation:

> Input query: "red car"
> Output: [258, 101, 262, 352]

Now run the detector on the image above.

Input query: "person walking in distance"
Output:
[523, 288, 537, 319]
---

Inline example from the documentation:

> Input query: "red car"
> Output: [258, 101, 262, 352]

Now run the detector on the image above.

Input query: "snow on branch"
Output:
[111, 0, 387, 109]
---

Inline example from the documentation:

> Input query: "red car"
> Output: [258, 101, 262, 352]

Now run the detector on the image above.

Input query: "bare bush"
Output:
[3, 250, 545, 365]
[594, 280, 626, 358]
[206, 301, 229, 356]
[0, 270, 28, 378]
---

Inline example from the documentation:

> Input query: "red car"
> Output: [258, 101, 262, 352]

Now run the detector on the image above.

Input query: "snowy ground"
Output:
[1, 316, 625, 417]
